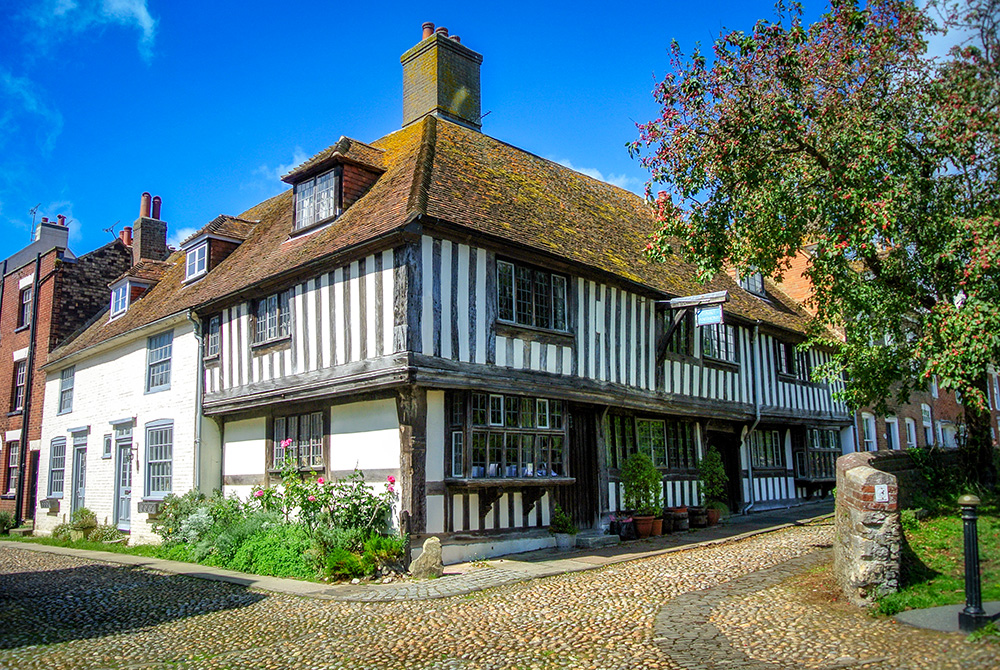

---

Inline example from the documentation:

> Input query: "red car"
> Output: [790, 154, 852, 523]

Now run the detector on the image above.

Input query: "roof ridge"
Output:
[405, 116, 437, 221]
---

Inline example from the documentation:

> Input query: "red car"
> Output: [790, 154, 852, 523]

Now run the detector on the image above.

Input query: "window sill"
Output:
[14, 325, 29, 333]
[495, 321, 573, 346]
[251, 335, 292, 353]
[445, 477, 575, 488]
[57, 409, 72, 416]
[289, 213, 338, 239]
[203, 354, 221, 365]
[183, 271, 207, 285]
[662, 351, 698, 365]
[145, 386, 171, 395]
[702, 358, 739, 373]
[7, 410, 23, 418]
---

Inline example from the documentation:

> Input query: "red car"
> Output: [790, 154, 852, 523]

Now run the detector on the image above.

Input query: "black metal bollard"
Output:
[958, 494, 989, 633]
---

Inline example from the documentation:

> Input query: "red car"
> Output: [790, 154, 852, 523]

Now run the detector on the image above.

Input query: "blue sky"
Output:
[0, 1, 838, 262]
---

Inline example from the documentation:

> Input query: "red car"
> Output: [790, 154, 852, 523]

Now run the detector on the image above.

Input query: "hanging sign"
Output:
[695, 304, 724, 327]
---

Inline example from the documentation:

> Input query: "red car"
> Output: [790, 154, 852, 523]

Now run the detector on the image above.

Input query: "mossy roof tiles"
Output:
[50, 116, 818, 365]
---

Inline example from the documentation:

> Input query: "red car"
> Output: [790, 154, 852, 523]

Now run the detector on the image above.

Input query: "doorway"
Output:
[114, 426, 133, 531]
[706, 430, 743, 512]
[72, 441, 87, 513]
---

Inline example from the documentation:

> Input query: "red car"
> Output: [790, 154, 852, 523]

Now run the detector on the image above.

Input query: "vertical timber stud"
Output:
[397, 386, 428, 533]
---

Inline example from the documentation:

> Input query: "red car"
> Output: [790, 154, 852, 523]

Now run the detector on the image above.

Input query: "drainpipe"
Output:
[187, 311, 203, 491]
[742, 320, 763, 515]
[14, 254, 43, 527]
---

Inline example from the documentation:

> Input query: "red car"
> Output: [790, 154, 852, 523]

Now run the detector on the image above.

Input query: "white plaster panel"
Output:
[18, 274, 34, 289]
[12, 347, 28, 362]
[329, 399, 400, 472]
[223, 417, 266, 477]
[5, 430, 21, 442]
[426, 391, 445, 481]
[426, 494, 445, 534]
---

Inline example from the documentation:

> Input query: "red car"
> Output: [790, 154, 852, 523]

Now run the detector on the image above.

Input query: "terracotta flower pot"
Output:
[707, 507, 721, 526]
[634, 515, 655, 538]
[651, 517, 663, 536]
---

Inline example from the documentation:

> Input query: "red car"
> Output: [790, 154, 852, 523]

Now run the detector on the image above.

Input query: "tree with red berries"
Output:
[631, 0, 1000, 484]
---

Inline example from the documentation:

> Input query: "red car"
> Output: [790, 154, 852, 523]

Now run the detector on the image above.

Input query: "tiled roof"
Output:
[111, 259, 172, 285]
[50, 116, 821, 366]
[281, 136, 386, 183]
[179, 215, 258, 247]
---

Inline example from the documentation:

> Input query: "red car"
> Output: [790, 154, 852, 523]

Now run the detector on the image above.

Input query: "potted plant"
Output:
[68, 507, 98, 542]
[549, 503, 578, 550]
[699, 443, 729, 525]
[620, 452, 663, 538]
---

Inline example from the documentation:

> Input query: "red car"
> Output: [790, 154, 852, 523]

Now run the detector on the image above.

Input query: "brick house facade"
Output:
[0, 220, 133, 523]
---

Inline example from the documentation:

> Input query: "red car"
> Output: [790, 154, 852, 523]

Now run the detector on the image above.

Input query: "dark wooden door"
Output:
[707, 430, 743, 512]
[556, 405, 600, 529]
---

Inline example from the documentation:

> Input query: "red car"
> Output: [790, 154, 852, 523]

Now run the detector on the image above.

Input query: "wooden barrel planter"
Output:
[667, 507, 689, 531]
[689, 506, 709, 528]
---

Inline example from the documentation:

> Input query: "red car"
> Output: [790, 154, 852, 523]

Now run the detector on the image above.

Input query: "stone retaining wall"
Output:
[834, 451, 902, 607]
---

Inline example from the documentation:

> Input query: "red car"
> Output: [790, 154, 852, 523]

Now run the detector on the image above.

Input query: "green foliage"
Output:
[620, 452, 663, 516]
[549, 503, 578, 535]
[150, 489, 207, 544]
[362, 534, 408, 571]
[321, 547, 375, 579]
[70, 507, 96, 530]
[51, 523, 72, 541]
[0, 510, 14, 534]
[88, 524, 127, 543]
[631, 0, 1000, 485]
[229, 524, 314, 580]
[698, 444, 728, 504]
[968, 621, 1000, 643]
[873, 501, 1000, 616]
[199, 510, 283, 564]
[900, 508, 919, 532]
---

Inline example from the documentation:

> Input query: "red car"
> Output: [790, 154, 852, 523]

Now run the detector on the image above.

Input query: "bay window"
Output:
[448, 392, 567, 479]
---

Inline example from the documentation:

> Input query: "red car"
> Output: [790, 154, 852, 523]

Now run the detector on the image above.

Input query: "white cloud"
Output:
[0, 68, 64, 152]
[554, 159, 644, 194]
[24, 0, 157, 61]
[167, 226, 197, 249]
[254, 147, 310, 183]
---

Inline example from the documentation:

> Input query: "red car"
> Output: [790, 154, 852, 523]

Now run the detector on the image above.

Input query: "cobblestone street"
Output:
[1, 524, 996, 669]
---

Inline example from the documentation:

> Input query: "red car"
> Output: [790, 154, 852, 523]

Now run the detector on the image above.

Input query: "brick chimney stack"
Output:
[132, 192, 168, 265]
[400, 22, 483, 130]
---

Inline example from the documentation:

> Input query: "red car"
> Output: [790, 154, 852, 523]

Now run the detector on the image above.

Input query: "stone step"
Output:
[9, 527, 33, 537]
[575, 533, 620, 549]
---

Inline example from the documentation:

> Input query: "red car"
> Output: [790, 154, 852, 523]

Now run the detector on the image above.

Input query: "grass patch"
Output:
[873, 501, 1000, 617]
[2, 533, 169, 558]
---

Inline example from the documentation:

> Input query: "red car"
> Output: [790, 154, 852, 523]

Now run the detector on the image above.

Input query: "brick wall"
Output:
[49, 240, 133, 349]
[209, 239, 240, 272]
[342, 166, 381, 210]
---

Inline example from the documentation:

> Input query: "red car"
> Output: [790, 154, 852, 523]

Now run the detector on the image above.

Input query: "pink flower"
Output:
[253, 490, 264, 498]
[317, 477, 324, 485]
[307, 495, 316, 502]
[281, 438, 293, 449]
[387, 475, 396, 485]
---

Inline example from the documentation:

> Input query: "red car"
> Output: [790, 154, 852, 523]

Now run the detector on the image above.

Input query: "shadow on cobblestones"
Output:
[0, 562, 265, 650]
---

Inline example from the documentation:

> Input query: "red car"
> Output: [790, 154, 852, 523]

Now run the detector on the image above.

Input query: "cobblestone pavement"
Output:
[1, 524, 994, 670]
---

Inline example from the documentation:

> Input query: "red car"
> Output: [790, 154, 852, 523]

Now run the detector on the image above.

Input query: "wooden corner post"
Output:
[397, 385, 428, 534]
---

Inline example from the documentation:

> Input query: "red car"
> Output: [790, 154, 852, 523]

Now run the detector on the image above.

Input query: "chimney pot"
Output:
[57, 214, 66, 226]
[422, 22, 435, 39]
[140, 192, 152, 218]
[450, 35, 461, 42]
[120, 226, 133, 246]
[40, 217, 49, 224]
[435, 27, 449, 37]
[151, 195, 162, 220]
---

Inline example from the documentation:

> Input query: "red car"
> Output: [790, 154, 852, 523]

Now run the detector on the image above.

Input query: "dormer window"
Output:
[739, 271, 765, 297]
[294, 168, 342, 231]
[111, 283, 129, 318]
[185, 241, 208, 281]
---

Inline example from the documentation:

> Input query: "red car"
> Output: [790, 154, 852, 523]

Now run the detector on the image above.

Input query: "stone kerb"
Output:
[834, 451, 902, 607]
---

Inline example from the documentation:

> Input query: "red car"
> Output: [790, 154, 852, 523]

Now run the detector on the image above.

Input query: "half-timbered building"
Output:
[32, 25, 853, 560]
[187, 26, 852, 561]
